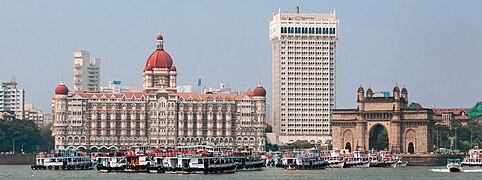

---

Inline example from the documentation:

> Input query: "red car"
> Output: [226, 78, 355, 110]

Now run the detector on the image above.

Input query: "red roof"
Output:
[253, 85, 266, 97]
[170, 65, 177, 71]
[144, 49, 173, 71]
[55, 83, 69, 95]
[157, 33, 163, 40]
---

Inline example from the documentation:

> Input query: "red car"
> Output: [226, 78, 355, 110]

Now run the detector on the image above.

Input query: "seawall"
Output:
[399, 154, 462, 166]
[0, 154, 35, 165]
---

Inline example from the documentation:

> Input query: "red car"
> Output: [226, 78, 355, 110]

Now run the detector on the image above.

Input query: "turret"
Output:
[366, 86, 374, 98]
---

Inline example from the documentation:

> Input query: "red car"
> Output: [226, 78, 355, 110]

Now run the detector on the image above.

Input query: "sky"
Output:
[1, 0, 482, 113]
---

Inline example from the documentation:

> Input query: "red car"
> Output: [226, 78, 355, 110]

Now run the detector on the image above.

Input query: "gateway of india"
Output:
[52, 34, 267, 151]
[332, 85, 434, 153]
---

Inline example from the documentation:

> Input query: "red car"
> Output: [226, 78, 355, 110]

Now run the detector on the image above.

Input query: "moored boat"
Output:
[233, 151, 264, 171]
[31, 149, 94, 170]
[281, 149, 326, 170]
[344, 151, 370, 168]
[324, 150, 345, 168]
[460, 146, 482, 171]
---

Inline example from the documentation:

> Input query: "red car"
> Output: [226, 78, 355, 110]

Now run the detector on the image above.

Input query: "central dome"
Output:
[144, 33, 174, 72]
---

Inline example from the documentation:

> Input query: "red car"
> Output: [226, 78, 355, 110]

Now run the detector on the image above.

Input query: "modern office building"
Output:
[52, 34, 267, 151]
[0, 78, 25, 120]
[269, 9, 339, 144]
[73, 51, 101, 92]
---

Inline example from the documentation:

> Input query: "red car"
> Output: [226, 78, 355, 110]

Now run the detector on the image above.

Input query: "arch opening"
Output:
[369, 124, 389, 151]
[408, 142, 415, 154]
[345, 142, 352, 152]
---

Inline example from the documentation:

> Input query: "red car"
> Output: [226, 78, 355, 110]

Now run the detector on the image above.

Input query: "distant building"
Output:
[269, 9, 339, 144]
[0, 78, 25, 120]
[99, 80, 142, 94]
[433, 108, 471, 126]
[24, 103, 44, 127]
[43, 113, 53, 126]
[73, 51, 101, 92]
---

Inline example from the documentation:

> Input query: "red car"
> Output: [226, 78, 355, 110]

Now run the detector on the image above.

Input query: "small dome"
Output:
[401, 87, 408, 94]
[393, 85, 400, 92]
[170, 65, 177, 71]
[357, 86, 364, 93]
[144, 64, 153, 72]
[366, 87, 373, 94]
[253, 85, 266, 97]
[157, 33, 163, 40]
[55, 83, 69, 95]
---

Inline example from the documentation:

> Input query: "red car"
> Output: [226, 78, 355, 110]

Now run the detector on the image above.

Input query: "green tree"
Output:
[289, 140, 314, 149]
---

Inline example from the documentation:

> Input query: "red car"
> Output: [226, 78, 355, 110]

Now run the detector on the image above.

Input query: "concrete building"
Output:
[24, 103, 44, 127]
[99, 80, 142, 94]
[52, 34, 266, 151]
[332, 85, 435, 154]
[0, 78, 25, 120]
[269, 9, 339, 144]
[73, 51, 101, 92]
[433, 108, 471, 126]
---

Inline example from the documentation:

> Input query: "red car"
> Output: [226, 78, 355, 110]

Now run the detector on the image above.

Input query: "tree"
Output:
[289, 140, 314, 149]
[0, 119, 50, 153]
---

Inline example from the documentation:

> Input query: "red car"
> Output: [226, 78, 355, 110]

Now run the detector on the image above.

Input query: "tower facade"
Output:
[269, 10, 339, 144]
[73, 51, 101, 92]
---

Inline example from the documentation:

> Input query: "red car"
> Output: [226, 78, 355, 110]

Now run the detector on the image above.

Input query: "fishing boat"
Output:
[460, 146, 482, 170]
[368, 151, 399, 168]
[447, 158, 462, 172]
[344, 151, 370, 168]
[31, 149, 94, 170]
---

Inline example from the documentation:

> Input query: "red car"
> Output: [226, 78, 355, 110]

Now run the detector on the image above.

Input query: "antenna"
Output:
[296, 5, 300, 14]
[10, 75, 15, 83]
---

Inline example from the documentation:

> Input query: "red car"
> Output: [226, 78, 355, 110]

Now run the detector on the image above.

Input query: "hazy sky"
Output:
[1, 0, 482, 113]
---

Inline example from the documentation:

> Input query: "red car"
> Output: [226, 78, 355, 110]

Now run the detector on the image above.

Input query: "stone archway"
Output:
[405, 129, 417, 153]
[343, 130, 354, 151]
[369, 124, 389, 151]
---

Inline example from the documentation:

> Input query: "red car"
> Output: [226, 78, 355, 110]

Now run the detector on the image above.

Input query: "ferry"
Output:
[324, 150, 345, 168]
[281, 150, 326, 170]
[232, 151, 265, 171]
[368, 151, 399, 168]
[344, 151, 370, 168]
[31, 149, 94, 170]
[96, 151, 127, 172]
[460, 146, 482, 170]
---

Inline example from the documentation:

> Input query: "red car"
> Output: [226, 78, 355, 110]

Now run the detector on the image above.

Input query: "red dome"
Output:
[144, 49, 173, 71]
[55, 83, 69, 95]
[144, 34, 173, 72]
[170, 65, 177, 71]
[253, 85, 266, 97]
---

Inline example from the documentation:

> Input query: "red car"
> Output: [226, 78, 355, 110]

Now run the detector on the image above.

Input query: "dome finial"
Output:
[156, 33, 164, 50]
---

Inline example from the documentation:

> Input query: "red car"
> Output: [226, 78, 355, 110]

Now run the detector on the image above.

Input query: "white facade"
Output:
[24, 103, 44, 126]
[269, 10, 339, 144]
[73, 51, 101, 92]
[0, 79, 25, 120]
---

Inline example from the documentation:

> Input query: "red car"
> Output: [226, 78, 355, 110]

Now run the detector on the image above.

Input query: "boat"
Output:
[324, 150, 345, 168]
[281, 149, 326, 170]
[233, 151, 265, 171]
[461, 146, 482, 170]
[31, 149, 94, 170]
[344, 151, 370, 168]
[96, 151, 127, 172]
[447, 158, 462, 172]
[368, 151, 399, 168]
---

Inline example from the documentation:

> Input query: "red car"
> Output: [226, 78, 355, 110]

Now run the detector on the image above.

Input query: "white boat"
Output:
[460, 146, 482, 170]
[447, 159, 462, 172]
[281, 150, 326, 170]
[344, 151, 370, 168]
[31, 149, 94, 170]
[397, 160, 408, 166]
[325, 150, 345, 168]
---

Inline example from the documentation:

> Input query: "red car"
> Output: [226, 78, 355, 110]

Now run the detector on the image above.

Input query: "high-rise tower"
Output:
[73, 50, 100, 92]
[269, 9, 339, 145]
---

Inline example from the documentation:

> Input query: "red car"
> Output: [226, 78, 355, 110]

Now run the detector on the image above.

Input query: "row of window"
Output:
[281, 27, 336, 35]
